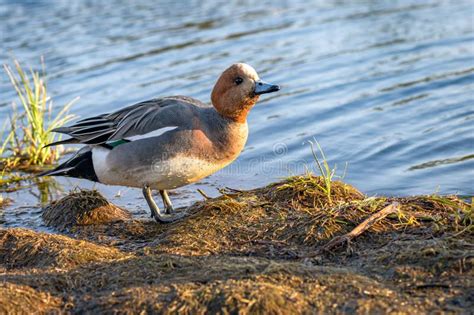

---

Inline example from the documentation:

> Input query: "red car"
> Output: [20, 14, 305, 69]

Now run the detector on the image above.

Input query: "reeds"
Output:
[1, 59, 77, 172]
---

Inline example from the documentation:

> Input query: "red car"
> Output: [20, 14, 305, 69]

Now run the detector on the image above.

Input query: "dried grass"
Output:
[42, 189, 131, 231]
[1, 174, 473, 313]
[0, 283, 62, 314]
[0, 228, 130, 269]
[2, 254, 465, 314]
[134, 175, 471, 258]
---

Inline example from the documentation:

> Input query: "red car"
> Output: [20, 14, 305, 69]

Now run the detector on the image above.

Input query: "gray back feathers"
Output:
[52, 96, 210, 145]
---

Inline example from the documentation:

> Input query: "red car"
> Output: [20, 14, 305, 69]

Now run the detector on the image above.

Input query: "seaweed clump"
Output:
[42, 189, 131, 231]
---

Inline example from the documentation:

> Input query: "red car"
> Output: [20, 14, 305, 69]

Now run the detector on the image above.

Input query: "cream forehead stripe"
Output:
[235, 63, 259, 80]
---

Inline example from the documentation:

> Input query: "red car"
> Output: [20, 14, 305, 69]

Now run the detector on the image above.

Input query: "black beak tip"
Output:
[254, 81, 281, 95]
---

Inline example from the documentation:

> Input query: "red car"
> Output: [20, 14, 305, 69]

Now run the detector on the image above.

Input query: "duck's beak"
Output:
[254, 80, 280, 95]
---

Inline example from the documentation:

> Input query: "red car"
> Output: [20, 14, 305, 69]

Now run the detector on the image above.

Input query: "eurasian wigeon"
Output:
[41, 63, 280, 222]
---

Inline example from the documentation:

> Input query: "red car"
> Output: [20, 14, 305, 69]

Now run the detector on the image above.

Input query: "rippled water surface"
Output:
[1, 0, 473, 229]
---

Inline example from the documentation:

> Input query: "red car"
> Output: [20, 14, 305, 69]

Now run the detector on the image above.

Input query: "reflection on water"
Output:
[30, 177, 64, 205]
[409, 154, 474, 171]
[1, 0, 473, 229]
[0, 176, 63, 230]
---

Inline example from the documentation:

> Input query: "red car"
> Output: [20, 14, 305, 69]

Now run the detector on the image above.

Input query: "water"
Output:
[1, 0, 473, 229]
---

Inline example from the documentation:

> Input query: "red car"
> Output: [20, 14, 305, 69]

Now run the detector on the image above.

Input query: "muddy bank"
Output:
[1, 175, 473, 314]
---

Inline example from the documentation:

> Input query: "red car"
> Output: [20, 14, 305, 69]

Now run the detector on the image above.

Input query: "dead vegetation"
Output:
[0, 228, 129, 269]
[1, 174, 473, 313]
[0, 282, 62, 314]
[42, 189, 131, 231]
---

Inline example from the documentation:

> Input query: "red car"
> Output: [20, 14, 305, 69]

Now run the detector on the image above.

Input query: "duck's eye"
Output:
[234, 77, 243, 85]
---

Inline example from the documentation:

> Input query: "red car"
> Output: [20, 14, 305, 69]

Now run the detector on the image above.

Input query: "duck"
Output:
[40, 63, 280, 223]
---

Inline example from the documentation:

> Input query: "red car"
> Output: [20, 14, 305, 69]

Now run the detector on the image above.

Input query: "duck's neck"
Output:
[209, 111, 249, 157]
[222, 119, 249, 157]
[219, 108, 250, 124]
[212, 96, 259, 124]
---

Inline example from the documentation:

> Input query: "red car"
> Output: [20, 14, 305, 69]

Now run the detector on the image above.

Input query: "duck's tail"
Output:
[38, 147, 99, 182]
[43, 137, 79, 148]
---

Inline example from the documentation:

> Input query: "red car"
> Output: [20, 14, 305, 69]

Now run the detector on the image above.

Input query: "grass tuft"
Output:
[307, 139, 347, 205]
[42, 189, 131, 231]
[1, 58, 78, 172]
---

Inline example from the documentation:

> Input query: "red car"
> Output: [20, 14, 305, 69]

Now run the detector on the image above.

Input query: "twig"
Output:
[196, 189, 211, 200]
[411, 283, 451, 290]
[224, 186, 244, 193]
[307, 202, 400, 257]
[217, 187, 240, 197]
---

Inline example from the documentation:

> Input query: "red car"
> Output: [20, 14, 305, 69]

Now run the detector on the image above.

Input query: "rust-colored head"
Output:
[211, 63, 279, 123]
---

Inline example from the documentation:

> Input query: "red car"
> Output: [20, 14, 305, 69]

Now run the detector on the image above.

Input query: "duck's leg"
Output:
[160, 190, 174, 214]
[143, 185, 161, 219]
[142, 185, 185, 223]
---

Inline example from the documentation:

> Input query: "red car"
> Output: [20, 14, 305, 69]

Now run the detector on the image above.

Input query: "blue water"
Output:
[1, 0, 473, 228]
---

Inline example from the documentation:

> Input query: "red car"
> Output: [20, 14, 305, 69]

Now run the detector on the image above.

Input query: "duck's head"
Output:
[211, 63, 280, 123]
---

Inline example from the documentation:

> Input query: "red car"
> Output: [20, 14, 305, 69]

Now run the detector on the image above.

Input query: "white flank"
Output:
[92, 146, 232, 190]
[145, 156, 229, 190]
[126, 126, 178, 141]
[91, 146, 111, 183]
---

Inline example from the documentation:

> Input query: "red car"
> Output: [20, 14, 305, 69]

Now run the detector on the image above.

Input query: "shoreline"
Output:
[1, 174, 473, 313]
